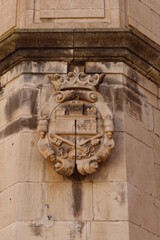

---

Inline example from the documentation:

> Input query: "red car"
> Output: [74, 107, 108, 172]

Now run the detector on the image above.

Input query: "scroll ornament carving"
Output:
[38, 67, 115, 176]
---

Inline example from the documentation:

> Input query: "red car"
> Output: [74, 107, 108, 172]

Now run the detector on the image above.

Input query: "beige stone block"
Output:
[44, 221, 86, 240]
[86, 133, 127, 182]
[126, 134, 155, 195]
[3, 87, 40, 125]
[0, 184, 17, 229]
[128, 183, 160, 236]
[0, 223, 16, 240]
[0, 135, 19, 191]
[93, 182, 128, 220]
[128, 0, 152, 30]
[39, 0, 105, 19]
[40, 0, 105, 10]
[153, 108, 160, 136]
[47, 182, 93, 220]
[152, 133, 160, 165]
[140, 0, 160, 14]
[85, 62, 124, 73]
[0, 0, 17, 36]
[155, 163, 160, 199]
[90, 221, 129, 240]
[110, 9, 121, 27]
[0, 61, 67, 89]
[16, 221, 43, 240]
[129, 222, 159, 240]
[124, 115, 152, 147]
[151, 10, 160, 37]
[18, 133, 44, 182]
[16, 183, 43, 221]
[25, 0, 35, 10]
[45, 159, 64, 182]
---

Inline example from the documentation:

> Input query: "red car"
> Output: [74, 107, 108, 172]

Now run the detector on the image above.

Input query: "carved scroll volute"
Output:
[38, 67, 115, 176]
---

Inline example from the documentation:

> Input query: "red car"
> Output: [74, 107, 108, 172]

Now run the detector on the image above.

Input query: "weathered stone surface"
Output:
[44, 221, 87, 240]
[0, 184, 17, 229]
[90, 221, 129, 240]
[93, 182, 128, 220]
[126, 134, 155, 195]
[47, 182, 93, 220]
[128, 183, 160, 236]
[86, 133, 127, 182]
[0, 135, 19, 191]
[0, 0, 17, 36]
[155, 163, 160, 199]
[129, 222, 159, 240]
[0, 30, 160, 85]
[153, 108, 160, 136]
[38, 67, 115, 177]
[16, 183, 43, 221]
[0, 223, 16, 240]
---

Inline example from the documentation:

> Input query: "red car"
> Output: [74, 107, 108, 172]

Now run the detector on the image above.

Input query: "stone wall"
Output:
[0, 0, 160, 44]
[0, 61, 160, 239]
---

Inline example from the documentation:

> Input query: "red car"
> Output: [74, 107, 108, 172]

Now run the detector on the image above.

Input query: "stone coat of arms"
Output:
[38, 67, 115, 176]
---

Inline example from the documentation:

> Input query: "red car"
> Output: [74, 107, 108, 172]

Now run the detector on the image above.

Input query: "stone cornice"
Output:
[0, 29, 160, 85]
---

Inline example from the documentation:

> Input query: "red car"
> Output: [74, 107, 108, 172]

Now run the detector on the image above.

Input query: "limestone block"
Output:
[93, 182, 128, 220]
[90, 221, 129, 240]
[86, 133, 127, 182]
[0, 61, 67, 89]
[16, 222, 43, 240]
[44, 221, 86, 240]
[16, 183, 43, 221]
[155, 163, 160, 199]
[129, 222, 159, 240]
[85, 62, 124, 74]
[140, 0, 160, 14]
[124, 115, 152, 147]
[0, 0, 17, 36]
[39, 0, 105, 19]
[153, 108, 160, 136]
[151, 9, 160, 38]
[0, 184, 17, 229]
[126, 134, 155, 195]
[128, 0, 152, 31]
[0, 134, 19, 191]
[0, 223, 16, 240]
[0, 132, 44, 187]
[128, 183, 160, 236]
[151, 133, 160, 165]
[18, 133, 45, 182]
[47, 182, 93, 220]
[4, 87, 40, 125]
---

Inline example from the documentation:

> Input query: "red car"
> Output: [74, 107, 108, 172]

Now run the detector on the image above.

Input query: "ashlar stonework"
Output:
[38, 67, 115, 176]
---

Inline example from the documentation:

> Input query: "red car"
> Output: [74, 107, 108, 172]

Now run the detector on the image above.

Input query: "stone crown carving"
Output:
[49, 67, 101, 91]
[38, 67, 115, 176]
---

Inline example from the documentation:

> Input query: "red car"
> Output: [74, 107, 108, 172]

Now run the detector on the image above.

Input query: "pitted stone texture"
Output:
[93, 182, 128, 221]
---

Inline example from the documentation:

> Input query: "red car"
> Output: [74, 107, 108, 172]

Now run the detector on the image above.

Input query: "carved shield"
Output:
[38, 67, 115, 176]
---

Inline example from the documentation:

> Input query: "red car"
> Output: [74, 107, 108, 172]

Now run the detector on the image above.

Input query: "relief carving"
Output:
[38, 67, 115, 176]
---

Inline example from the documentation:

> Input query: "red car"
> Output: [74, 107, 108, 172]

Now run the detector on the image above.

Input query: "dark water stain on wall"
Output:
[29, 223, 43, 237]
[0, 117, 38, 138]
[72, 181, 82, 218]
[70, 221, 85, 240]
[5, 88, 38, 121]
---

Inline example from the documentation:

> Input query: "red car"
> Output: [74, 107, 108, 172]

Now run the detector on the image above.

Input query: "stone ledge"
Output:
[0, 29, 160, 85]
